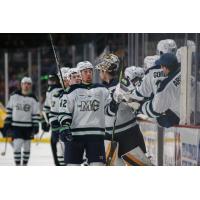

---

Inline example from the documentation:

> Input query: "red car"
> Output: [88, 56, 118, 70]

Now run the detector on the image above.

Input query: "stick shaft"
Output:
[49, 34, 66, 89]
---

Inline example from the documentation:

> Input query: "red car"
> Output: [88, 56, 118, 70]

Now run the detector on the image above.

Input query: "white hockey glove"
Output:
[113, 83, 126, 103]
[113, 78, 135, 103]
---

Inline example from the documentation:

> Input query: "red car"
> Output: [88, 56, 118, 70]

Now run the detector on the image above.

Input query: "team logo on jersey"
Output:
[173, 75, 181, 87]
[16, 103, 31, 112]
[78, 100, 100, 111]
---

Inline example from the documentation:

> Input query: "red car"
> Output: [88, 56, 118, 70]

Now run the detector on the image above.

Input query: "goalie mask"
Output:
[95, 53, 120, 73]
[157, 39, 177, 56]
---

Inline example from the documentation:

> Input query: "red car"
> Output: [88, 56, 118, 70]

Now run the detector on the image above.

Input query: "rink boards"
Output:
[139, 120, 200, 166]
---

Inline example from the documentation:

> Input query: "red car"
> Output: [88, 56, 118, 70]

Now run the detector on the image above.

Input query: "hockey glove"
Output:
[41, 120, 50, 132]
[1, 123, 11, 137]
[59, 126, 73, 142]
[50, 120, 60, 132]
[113, 79, 134, 103]
[32, 125, 39, 135]
[157, 109, 180, 128]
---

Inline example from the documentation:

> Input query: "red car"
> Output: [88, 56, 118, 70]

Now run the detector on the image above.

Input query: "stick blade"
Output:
[121, 146, 153, 166]
[1, 152, 6, 156]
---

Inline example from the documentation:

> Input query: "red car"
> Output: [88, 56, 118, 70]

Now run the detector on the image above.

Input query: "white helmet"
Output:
[157, 39, 177, 55]
[187, 40, 196, 52]
[95, 53, 120, 72]
[21, 77, 32, 84]
[143, 55, 160, 70]
[67, 68, 80, 78]
[125, 66, 145, 81]
[57, 67, 70, 79]
[76, 61, 93, 72]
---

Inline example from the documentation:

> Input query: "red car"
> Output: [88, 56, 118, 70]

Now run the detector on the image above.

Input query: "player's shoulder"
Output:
[67, 84, 84, 94]
[47, 85, 60, 92]
[28, 93, 39, 102]
[103, 79, 118, 89]
[157, 68, 181, 93]
[53, 88, 63, 98]
[10, 90, 21, 97]
[67, 83, 106, 93]
[145, 65, 161, 75]
[91, 83, 106, 89]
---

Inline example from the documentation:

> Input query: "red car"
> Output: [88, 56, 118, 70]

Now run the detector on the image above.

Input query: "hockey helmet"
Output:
[157, 39, 177, 56]
[143, 55, 160, 70]
[76, 61, 93, 72]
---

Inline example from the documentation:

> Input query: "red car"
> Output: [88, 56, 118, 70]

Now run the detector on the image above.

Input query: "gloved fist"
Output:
[1, 123, 11, 137]
[113, 80, 134, 103]
[113, 84, 124, 103]
[51, 120, 60, 129]
[33, 126, 39, 135]
[41, 121, 50, 132]
[59, 127, 73, 142]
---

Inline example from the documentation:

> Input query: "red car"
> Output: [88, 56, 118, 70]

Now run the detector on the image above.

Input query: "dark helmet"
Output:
[48, 74, 60, 86]
[157, 53, 179, 72]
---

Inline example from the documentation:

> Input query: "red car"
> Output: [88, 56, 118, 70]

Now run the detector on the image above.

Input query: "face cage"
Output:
[130, 77, 143, 86]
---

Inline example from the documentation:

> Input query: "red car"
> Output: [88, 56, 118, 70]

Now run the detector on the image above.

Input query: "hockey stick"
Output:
[35, 111, 50, 146]
[49, 33, 66, 90]
[1, 135, 8, 156]
[106, 57, 125, 166]
[36, 130, 45, 146]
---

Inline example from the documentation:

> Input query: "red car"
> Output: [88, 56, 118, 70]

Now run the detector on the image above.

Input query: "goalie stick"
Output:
[1, 136, 8, 156]
[106, 57, 125, 166]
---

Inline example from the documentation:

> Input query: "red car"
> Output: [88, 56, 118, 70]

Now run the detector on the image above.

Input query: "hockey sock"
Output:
[14, 151, 21, 166]
[22, 151, 30, 166]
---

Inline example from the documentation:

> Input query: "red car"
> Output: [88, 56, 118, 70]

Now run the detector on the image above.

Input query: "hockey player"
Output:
[58, 61, 116, 166]
[124, 65, 145, 87]
[140, 53, 181, 127]
[50, 67, 82, 165]
[96, 54, 147, 165]
[3, 77, 40, 166]
[43, 67, 70, 166]
[115, 39, 177, 106]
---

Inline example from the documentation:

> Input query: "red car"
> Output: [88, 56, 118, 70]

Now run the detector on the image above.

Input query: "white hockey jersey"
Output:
[141, 68, 181, 120]
[48, 88, 64, 131]
[58, 83, 112, 136]
[43, 85, 62, 121]
[103, 80, 137, 135]
[131, 65, 167, 101]
[6, 90, 40, 127]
